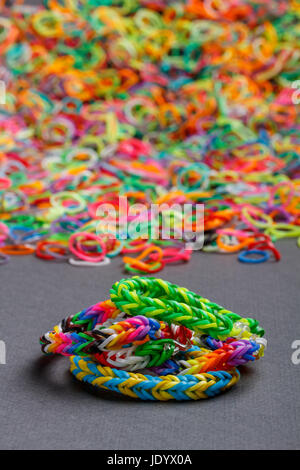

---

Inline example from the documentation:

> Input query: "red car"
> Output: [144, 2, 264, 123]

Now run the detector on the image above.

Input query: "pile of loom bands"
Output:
[40, 277, 267, 401]
[0, 0, 300, 271]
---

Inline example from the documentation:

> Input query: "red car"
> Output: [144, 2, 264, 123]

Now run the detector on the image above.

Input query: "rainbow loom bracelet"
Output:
[40, 277, 267, 401]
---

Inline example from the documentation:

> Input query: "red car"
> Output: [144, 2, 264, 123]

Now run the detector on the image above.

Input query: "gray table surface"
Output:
[0, 241, 299, 450]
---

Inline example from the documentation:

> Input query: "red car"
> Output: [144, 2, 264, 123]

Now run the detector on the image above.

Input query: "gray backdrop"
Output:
[0, 241, 299, 450]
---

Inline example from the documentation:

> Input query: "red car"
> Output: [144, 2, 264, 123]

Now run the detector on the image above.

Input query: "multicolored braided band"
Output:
[40, 277, 267, 401]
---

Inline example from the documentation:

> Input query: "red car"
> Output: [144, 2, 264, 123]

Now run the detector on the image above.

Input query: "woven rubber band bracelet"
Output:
[40, 277, 266, 401]
[110, 277, 265, 340]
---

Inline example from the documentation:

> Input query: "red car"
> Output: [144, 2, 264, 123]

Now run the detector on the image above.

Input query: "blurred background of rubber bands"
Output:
[0, 0, 299, 272]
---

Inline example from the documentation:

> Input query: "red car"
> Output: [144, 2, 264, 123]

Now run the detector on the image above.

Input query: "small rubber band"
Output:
[238, 249, 270, 264]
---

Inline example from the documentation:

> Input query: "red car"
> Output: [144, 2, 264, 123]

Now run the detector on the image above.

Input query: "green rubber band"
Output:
[110, 276, 264, 339]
